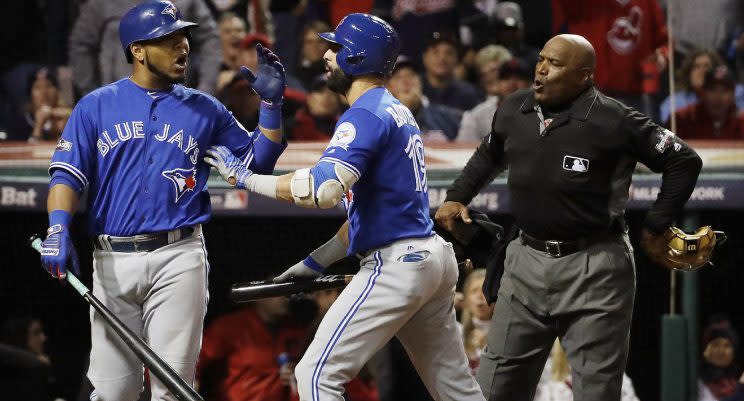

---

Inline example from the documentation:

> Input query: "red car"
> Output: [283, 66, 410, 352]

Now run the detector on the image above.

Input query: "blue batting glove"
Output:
[40, 210, 80, 280]
[204, 146, 254, 189]
[240, 43, 286, 104]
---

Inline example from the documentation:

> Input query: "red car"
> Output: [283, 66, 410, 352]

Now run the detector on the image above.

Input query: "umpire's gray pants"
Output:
[477, 233, 636, 401]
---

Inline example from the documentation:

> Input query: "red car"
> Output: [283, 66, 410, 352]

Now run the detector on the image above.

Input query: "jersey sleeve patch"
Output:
[327, 122, 356, 150]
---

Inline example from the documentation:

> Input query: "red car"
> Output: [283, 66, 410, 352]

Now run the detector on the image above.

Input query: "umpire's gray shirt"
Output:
[68, 0, 221, 96]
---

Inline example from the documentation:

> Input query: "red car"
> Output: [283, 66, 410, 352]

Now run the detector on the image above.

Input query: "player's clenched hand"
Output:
[274, 260, 323, 283]
[240, 43, 286, 104]
[204, 146, 254, 189]
[435, 201, 472, 233]
[40, 210, 80, 280]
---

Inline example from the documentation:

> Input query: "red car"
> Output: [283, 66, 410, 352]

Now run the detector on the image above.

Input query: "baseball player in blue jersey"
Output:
[39, 1, 287, 400]
[204, 13, 485, 401]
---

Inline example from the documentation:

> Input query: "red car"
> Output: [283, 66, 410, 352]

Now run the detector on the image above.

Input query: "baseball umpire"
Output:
[436, 34, 703, 401]
[205, 13, 485, 401]
[39, 1, 287, 399]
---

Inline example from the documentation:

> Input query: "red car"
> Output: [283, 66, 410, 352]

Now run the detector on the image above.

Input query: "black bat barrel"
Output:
[230, 275, 353, 303]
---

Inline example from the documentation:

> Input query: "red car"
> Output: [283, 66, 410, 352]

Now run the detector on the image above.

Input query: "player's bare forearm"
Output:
[258, 126, 283, 144]
[337, 220, 350, 247]
[47, 184, 79, 213]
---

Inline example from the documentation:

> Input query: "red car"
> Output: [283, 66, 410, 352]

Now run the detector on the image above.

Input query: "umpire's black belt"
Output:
[520, 232, 609, 258]
[93, 226, 196, 252]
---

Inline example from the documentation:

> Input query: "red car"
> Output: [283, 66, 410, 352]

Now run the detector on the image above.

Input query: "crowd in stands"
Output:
[2, 0, 743, 143]
[2, 0, 744, 400]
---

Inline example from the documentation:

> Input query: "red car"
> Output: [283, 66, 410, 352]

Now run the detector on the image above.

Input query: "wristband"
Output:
[258, 100, 282, 130]
[303, 256, 326, 273]
[244, 174, 279, 198]
[49, 209, 72, 227]
[308, 234, 347, 268]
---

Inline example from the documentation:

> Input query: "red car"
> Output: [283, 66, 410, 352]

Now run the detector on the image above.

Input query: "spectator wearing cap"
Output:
[68, 0, 222, 96]
[493, 2, 539, 69]
[289, 76, 343, 141]
[421, 32, 483, 111]
[296, 21, 332, 91]
[670, 66, 744, 140]
[698, 318, 741, 401]
[458, 56, 532, 142]
[7, 67, 71, 142]
[387, 56, 463, 141]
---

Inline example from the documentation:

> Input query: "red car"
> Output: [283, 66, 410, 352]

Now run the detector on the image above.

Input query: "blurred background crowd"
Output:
[1, 1, 744, 401]
[1, 0, 744, 144]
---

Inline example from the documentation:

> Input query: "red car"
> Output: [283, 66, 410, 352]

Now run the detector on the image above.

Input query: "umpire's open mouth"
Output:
[533, 79, 544, 91]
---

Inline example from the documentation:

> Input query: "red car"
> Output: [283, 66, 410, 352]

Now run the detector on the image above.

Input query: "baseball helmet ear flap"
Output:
[318, 13, 400, 77]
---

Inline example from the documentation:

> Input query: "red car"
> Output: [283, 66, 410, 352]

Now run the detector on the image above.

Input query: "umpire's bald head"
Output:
[534, 34, 596, 107]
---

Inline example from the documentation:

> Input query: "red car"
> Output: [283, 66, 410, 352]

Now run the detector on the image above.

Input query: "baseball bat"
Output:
[29, 235, 203, 401]
[231, 274, 355, 303]
[230, 259, 474, 303]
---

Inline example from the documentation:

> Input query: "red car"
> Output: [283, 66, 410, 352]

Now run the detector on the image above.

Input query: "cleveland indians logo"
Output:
[162, 168, 197, 203]
[161, 2, 178, 20]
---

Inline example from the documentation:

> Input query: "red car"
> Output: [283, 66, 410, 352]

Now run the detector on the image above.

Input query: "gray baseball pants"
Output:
[295, 234, 484, 401]
[477, 233, 636, 401]
[87, 227, 209, 400]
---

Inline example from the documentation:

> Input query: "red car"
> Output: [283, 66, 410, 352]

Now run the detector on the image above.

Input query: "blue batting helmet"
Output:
[119, 0, 198, 63]
[319, 13, 400, 77]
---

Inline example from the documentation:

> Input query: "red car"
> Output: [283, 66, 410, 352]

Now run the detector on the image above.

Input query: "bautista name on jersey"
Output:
[319, 87, 433, 255]
[49, 78, 286, 237]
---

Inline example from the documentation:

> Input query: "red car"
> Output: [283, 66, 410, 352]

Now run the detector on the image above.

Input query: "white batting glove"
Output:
[274, 234, 347, 283]
[274, 259, 324, 283]
[204, 146, 253, 189]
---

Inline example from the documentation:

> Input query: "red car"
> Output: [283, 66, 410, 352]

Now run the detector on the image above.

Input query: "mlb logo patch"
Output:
[563, 155, 589, 172]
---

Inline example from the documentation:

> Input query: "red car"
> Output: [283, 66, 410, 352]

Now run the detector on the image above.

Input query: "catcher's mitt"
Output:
[643, 226, 727, 271]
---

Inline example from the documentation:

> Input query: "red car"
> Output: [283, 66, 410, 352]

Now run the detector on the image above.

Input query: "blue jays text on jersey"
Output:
[49, 78, 286, 236]
[323, 87, 433, 255]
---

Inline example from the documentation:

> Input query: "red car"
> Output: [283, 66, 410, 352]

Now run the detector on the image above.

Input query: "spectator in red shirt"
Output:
[671, 66, 744, 140]
[552, 0, 668, 112]
[289, 76, 342, 141]
[196, 297, 309, 401]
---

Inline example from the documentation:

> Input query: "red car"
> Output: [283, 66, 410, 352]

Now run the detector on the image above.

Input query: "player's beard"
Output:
[144, 53, 186, 85]
[327, 67, 353, 95]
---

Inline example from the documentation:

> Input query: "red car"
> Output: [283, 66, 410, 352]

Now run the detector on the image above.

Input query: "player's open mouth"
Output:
[174, 55, 188, 70]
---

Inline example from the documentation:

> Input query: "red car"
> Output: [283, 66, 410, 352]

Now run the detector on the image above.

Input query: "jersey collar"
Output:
[125, 78, 176, 100]
[520, 86, 599, 122]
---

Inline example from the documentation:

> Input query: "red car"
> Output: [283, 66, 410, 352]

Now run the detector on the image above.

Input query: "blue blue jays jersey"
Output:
[50, 78, 286, 236]
[321, 87, 433, 254]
